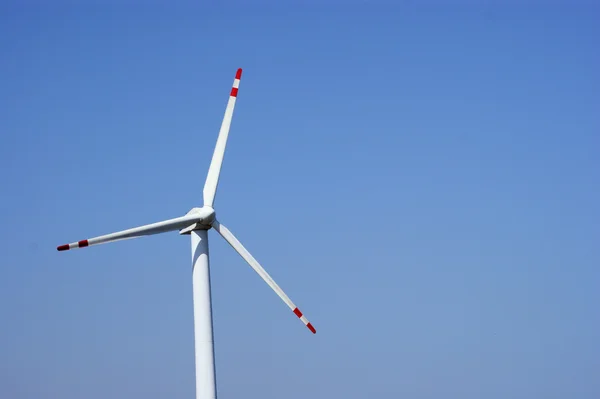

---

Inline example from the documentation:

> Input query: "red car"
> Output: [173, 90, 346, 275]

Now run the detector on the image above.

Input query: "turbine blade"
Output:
[57, 213, 203, 251]
[203, 68, 243, 208]
[212, 219, 316, 334]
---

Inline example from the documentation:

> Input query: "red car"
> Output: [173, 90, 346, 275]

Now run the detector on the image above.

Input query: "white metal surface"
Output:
[191, 230, 217, 399]
[203, 68, 242, 208]
[212, 219, 316, 334]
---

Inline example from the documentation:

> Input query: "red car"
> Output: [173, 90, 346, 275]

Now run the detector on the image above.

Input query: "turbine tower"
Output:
[57, 68, 316, 399]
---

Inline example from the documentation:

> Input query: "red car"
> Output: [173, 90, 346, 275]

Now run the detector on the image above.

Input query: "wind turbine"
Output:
[57, 68, 316, 399]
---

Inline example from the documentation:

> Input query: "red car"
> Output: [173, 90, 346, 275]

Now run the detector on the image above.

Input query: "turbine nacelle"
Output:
[180, 206, 216, 234]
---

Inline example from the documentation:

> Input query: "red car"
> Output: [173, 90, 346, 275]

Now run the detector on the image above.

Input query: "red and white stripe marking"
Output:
[293, 307, 316, 334]
[230, 68, 242, 97]
[57, 239, 89, 251]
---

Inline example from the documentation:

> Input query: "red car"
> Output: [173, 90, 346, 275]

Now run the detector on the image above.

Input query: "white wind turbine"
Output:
[57, 68, 316, 399]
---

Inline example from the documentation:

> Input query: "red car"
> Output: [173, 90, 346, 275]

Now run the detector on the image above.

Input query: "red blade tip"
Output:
[235, 68, 242, 80]
[307, 323, 316, 334]
[57, 244, 69, 251]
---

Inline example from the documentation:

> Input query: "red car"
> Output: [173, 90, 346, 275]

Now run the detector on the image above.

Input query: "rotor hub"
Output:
[180, 206, 216, 233]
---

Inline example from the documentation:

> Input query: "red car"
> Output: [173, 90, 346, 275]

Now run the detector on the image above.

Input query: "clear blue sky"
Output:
[1, 2, 598, 398]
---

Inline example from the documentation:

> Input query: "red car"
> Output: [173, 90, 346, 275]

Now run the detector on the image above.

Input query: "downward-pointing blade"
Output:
[212, 219, 316, 334]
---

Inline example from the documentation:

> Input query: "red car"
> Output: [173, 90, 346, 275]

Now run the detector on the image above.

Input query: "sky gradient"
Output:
[1, 2, 599, 398]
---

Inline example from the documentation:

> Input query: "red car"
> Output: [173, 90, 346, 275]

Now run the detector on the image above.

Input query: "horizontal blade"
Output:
[57, 213, 203, 251]
[212, 219, 316, 334]
[203, 68, 242, 208]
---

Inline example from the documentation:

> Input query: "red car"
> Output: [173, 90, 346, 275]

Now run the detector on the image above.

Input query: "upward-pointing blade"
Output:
[212, 219, 316, 334]
[203, 68, 242, 208]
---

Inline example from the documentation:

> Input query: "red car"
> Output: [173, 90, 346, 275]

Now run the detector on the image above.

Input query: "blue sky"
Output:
[1, 2, 598, 398]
